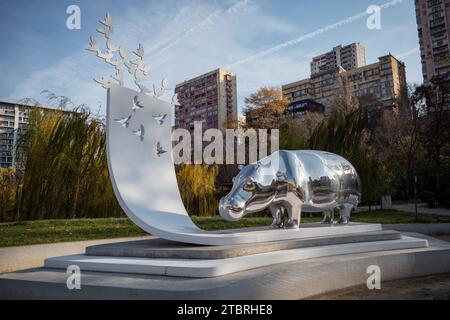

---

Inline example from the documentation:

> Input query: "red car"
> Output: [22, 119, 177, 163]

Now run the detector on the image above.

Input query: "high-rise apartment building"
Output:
[310, 43, 366, 76]
[174, 68, 237, 132]
[283, 54, 407, 116]
[0, 100, 70, 169]
[0, 100, 30, 169]
[415, 0, 450, 84]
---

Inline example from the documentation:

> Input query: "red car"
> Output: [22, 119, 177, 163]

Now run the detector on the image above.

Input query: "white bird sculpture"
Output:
[124, 60, 136, 74]
[97, 50, 114, 62]
[141, 64, 151, 76]
[94, 77, 113, 89]
[114, 115, 131, 128]
[87, 37, 100, 53]
[171, 93, 181, 107]
[132, 95, 144, 111]
[134, 44, 145, 58]
[152, 114, 167, 125]
[119, 47, 128, 60]
[100, 12, 112, 27]
[96, 26, 112, 39]
[156, 142, 167, 157]
[113, 70, 124, 85]
[132, 124, 145, 141]
[106, 39, 119, 52]
[153, 78, 169, 98]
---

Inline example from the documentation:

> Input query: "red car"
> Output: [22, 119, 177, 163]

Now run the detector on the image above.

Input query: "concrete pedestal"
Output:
[44, 234, 428, 278]
[41, 224, 427, 278]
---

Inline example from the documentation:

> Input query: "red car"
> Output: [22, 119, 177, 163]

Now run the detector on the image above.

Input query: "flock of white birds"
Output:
[88, 13, 182, 158]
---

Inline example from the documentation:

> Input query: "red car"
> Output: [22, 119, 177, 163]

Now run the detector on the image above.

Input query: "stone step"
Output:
[86, 230, 402, 260]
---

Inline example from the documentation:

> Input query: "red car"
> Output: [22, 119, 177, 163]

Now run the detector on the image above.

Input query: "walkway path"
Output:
[0, 236, 149, 274]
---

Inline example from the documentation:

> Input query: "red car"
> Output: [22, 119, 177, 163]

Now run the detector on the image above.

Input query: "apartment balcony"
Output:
[427, 0, 443, 8]
[433, 44, 449, 54]
[432, 40, 448, 49]
[429, 17, 445, 28]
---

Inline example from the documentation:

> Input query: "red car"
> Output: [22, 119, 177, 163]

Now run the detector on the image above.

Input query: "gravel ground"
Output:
[309, 235, 450, 300]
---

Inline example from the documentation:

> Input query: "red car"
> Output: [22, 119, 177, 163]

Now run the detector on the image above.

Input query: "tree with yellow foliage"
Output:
[244, 87, 289, 129]
[0, 167, 18, 222]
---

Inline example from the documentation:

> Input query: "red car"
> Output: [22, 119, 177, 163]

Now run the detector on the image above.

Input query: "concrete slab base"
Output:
[44, 235, 428, 278]
[1, 233, 449, 299]
[85, 230, 402, 259]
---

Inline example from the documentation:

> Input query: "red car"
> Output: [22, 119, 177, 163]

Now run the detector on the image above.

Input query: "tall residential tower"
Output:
[174, 68, 237, 132]
[310, 43, 366, 76]
[0, 100, 72, 170]
[415, 0, 450, 84]
[283, 54, 407, 117]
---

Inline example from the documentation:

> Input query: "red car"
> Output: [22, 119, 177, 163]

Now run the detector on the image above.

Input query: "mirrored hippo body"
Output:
[219, 150, 361, 229]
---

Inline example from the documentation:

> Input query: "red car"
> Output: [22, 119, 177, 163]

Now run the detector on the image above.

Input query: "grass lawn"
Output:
[351, 210, 450, 224]
[1, 210, 450, 247]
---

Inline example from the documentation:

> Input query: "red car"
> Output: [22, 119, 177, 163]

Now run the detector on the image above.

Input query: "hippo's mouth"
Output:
[227, 205, 243, 213]
[219, 198, 247, 221]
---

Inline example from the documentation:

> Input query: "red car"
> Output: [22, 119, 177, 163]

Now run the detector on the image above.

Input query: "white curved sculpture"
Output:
[92, 13, 381, 246]
[106, 86, 383, 245]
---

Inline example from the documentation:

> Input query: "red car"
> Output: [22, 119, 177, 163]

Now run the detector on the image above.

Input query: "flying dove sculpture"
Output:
[152, 114, 167, 125]
[156, 141, 167, 156]
[114, 115, 132, 128]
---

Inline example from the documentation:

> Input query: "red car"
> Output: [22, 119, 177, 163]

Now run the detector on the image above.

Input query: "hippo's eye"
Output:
[243, 181, 255, 192]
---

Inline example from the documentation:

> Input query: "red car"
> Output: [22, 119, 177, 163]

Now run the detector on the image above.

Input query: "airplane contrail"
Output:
[226, 0, 405, 68]
[395, 46, 420, 59]
[148, 0, 252, 61]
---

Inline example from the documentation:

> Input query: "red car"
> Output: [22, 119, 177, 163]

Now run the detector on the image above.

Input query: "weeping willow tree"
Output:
[0, 167, 19, 222]
[176, 164, 219, 216]
[16, 106, 122, 220]
[279, 112, 325, 150]
[309, 107, 394, 206]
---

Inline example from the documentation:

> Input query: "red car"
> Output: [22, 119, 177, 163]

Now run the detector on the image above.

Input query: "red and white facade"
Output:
[174, 68, 237, 132]
[416, 0, 450, 83]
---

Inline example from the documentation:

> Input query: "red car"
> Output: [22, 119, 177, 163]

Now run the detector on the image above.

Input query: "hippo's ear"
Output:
[238, 164, 244, 171]
[276, 171, 287, 181]
[259, 158, 271, 167]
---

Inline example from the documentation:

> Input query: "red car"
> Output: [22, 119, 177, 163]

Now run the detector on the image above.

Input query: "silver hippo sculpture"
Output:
[219, 150, 361, 229]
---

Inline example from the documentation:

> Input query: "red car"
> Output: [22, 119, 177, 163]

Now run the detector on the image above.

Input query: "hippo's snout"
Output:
[219, 197, 245, 221]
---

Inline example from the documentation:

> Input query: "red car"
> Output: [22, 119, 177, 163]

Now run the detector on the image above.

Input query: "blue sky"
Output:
[0, 0, 421, 115]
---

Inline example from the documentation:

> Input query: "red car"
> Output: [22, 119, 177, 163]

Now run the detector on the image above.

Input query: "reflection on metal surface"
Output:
[219, 150, 361, 228]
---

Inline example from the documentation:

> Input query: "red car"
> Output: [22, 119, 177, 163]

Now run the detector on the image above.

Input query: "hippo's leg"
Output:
[285, 201, 301, 229]
[337, 204, 353, 224]
[321, 209, 333, 224]
[269, 204, 284, 229]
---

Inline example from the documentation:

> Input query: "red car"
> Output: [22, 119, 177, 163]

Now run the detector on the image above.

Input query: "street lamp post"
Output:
[414, 175, 418, 222]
